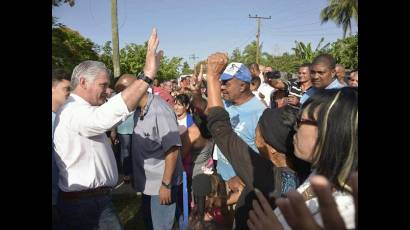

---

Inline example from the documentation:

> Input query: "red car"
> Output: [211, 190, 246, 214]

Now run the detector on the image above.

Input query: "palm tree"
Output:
[320, 0, 358, 38]
[292, 37, 330, 63]
[52, 0, 75, 7]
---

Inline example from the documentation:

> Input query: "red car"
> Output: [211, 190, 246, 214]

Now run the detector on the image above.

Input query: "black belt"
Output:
[60, 187, 112, 200]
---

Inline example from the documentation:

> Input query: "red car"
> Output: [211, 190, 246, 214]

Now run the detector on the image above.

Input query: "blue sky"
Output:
[53, 0, 358, 68]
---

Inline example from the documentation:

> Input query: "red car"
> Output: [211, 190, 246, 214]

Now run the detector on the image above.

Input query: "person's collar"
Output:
[326, 77, 343, 89]
[70, 93, 91, 106]
[139, 93, 154, 116]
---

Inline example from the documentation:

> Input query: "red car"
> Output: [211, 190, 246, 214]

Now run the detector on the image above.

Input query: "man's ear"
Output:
[79, 77, 88, 89]
[240, 82, 248, 93]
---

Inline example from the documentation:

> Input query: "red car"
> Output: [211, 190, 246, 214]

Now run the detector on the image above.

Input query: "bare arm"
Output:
[162, 146, 180, 185]
[206, 53, 228, 109]
[159, 146, 180, 204]
[121, 28, 163, 112]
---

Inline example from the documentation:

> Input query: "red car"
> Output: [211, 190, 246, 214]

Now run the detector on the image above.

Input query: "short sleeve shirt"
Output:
[131, 93, 183, 195]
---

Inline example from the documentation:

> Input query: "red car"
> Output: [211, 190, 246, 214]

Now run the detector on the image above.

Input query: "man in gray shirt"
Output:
[131, 92, 183, 230]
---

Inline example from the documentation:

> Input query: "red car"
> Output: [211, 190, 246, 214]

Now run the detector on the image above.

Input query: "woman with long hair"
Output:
[248, 87, 358, 229]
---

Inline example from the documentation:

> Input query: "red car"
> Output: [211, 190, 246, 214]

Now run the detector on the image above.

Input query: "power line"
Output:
[270, 21, 322, 30]
[271, 32, 342, 37]
[272, 5, 319, 21]
[189, 54, 199, 69]
[230, 27, 256, 49]
[268, 0, 306, 17]
[249, 14, 271, 64]
[118, 0, 127, 31]
[271, 27, 342, 33]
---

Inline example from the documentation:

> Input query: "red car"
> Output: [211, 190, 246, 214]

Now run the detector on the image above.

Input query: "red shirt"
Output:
[153, 86, 162, 95]
[158, 90, 175, 107]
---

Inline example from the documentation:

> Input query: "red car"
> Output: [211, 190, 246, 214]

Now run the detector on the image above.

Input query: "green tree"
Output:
[98, 41, 114, 71]
[52, 25, 99, 73]
[242, 41, 263, 65]
[320, 0, 358, 38]
[158, 57, 183, 82]
[108, 42, 182, 81]
[330, 34, 358, 70]
[118, 43, 147, 75]
[269, 53, 302, 74]
[181, 61, 192, 75]
[292, 37, 330, 63]
[230, 48, 244, 63]
[52, 0, 75, 7]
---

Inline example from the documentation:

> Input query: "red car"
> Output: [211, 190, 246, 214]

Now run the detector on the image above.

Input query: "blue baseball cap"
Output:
[220, 62, 252, 83]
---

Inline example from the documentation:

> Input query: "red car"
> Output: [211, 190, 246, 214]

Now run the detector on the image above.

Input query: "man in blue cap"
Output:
[212, 62, 266, 197]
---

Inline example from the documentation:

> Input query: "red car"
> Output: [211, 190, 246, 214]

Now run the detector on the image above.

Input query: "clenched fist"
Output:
[206, 52, 228, 79]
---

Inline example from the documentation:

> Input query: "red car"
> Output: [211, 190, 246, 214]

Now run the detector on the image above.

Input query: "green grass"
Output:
[112, 193, 146, 229]
[111, 189, 181, 230]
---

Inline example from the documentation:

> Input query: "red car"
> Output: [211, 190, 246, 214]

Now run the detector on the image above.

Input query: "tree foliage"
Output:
[292, 37, 331, 63]
[268, 53, 302, 73]
[99, 41, 183, 82]
[230, 48, 244, 63]
[229, 35, 357, 74]
[52, 25, 99, 73]
[330, 34, 358, 70]
[181, 61, 193, 75]
[320, 0, 358, 38]
[52, 0, 75, 7]
[242, 40, 263, 65]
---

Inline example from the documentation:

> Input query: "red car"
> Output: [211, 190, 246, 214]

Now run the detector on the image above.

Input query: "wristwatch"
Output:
[161, 181, 172, 189]
[137, 72, 153, 85]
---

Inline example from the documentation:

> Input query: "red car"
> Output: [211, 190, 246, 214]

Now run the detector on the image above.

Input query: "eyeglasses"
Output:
[295, 118, 318, 129]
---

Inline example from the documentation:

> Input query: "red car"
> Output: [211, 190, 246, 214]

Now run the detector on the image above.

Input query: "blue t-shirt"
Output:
[116, 114, 135, 135]
[300, 78, 344, 105]
[215, 96, 266, 180]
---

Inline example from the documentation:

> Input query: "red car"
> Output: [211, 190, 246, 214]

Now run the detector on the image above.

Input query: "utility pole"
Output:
[248, 14, 271, 65]
[111, 0, 121, 78]
[189, 54, 199, 72]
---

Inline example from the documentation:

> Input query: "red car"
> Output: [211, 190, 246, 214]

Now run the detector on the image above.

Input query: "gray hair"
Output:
[71, 60, 112, 90]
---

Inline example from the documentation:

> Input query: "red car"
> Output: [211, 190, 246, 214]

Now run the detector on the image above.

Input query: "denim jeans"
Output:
[141, 186, 178, 230]
[57, 194, 122, 230]
[118, 134, 132, 176]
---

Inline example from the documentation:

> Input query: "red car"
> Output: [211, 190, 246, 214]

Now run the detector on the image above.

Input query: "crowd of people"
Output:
[52, 28, 358, 230]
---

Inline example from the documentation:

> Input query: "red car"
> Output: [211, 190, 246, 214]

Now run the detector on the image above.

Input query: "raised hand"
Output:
[198, 63, 204, 82]
[206, 52, 228, 80]
[143, 28, 163, 79]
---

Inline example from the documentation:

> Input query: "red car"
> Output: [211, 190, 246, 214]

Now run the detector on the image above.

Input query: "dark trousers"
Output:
[57, 194, 122, 230]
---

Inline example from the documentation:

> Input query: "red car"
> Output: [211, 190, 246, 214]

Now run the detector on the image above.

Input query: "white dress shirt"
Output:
[257, 82, 276, 107]
[53, 93, 133, 192]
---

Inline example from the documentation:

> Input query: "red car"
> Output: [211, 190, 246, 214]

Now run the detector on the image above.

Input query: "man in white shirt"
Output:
[53, 28, 163, 230]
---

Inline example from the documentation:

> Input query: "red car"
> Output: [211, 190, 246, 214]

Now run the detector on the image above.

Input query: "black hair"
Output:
[265, 71, 281, 79]
[251, 76, 261, 85]
[311, 54, 336, 70]
[301, 87, 358, 191]
[299, 63, 311, 70]
[52, 69, 71, 87]
[175, 93, 190, 108]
